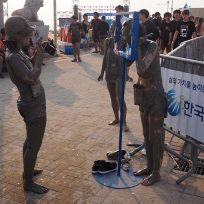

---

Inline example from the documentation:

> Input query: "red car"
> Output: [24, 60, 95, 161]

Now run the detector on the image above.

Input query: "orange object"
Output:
[60, 28, 65, 41]
[66, 32, 72, 43]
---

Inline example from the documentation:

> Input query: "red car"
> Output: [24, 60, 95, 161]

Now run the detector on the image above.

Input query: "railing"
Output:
[160, 45, 204, 183]
[169, 36, 204, 62]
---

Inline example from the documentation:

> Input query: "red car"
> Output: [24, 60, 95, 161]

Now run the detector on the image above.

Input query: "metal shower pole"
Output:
[53, 0, 57, 47]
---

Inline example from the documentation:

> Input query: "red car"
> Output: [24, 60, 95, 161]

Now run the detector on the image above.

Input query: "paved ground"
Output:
[0, 52, 204, 204]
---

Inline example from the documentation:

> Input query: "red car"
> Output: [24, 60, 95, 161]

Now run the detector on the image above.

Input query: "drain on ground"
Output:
[173, 157, 204, 175]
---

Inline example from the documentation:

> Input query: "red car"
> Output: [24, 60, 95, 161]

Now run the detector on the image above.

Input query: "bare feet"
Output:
[71, 59, 77, 62]
[133, 168, 152, 176]
[141, 173, 161, 186]
[123, 124, 129, 132]
[24, 182, 49, 194]
[109, 119, 119, 126]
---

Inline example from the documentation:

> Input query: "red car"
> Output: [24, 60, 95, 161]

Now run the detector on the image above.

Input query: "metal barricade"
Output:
[169, 36, 204, 62]
[130, 37, 204, 184]
[160, 53, 204, 184]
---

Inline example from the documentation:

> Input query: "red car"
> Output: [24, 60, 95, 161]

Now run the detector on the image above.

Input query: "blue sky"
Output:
[5, 0, 204, 28]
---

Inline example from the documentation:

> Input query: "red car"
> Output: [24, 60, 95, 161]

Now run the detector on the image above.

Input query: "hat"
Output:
[5, 16, 34, 41]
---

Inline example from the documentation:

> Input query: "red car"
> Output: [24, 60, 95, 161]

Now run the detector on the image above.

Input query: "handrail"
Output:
[169, 36, 204, 57]
[160, 54, 204, 66]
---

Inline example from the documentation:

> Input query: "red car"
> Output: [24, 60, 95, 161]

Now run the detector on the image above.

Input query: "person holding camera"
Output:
[5, 16, 49, 194]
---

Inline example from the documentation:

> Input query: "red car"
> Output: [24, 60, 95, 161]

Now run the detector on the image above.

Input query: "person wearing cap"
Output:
[4, 16, 49, 194]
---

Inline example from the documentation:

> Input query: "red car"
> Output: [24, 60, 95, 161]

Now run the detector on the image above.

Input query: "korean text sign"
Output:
[161, 67, 204, 143]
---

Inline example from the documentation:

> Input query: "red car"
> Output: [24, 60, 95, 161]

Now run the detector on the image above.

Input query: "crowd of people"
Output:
[67, 7, 204, 62]
[96, 6, 204, 187]
[68, 12, 110, 62]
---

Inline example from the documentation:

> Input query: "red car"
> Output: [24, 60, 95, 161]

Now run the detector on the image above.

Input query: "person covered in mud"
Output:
[132, 24, 167, 185]
[98, 37, 129, 132]
[4, 16, 49, 194]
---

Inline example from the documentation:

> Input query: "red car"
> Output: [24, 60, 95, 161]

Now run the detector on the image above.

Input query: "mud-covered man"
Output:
[133, 25, 167, 186]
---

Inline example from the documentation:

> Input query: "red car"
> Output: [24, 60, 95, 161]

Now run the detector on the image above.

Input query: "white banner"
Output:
[161, 67, 204, 143]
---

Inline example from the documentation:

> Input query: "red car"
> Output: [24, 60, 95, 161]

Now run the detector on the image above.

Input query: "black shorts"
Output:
[93, 32, 100, 43]
[17, 102, 46, 122]
[72, 38, 81, 44]
[139, 90, 167, 118]
[160, 40, 171, 53]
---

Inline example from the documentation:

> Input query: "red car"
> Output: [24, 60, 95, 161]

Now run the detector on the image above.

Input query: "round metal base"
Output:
[94, 169, 143, 189]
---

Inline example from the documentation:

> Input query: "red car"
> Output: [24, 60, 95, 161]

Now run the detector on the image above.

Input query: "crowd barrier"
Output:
[160, 37, 204, 183]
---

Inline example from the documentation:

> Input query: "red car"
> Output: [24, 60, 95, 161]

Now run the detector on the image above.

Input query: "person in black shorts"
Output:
[91, 12, 101, 53]
[160, 12, 172, 54]
[98, 16, 109, 55]
[69, 15, 83, 62]
[82, 14, 90, 50]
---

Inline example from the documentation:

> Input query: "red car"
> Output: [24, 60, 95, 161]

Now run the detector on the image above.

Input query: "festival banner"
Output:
[161, 67, 204, 143]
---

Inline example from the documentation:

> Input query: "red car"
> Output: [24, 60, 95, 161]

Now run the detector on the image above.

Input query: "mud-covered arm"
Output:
[100, 54, 107, 77]
[8, 52, 43, 85]
[136, 43, 158, 76]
